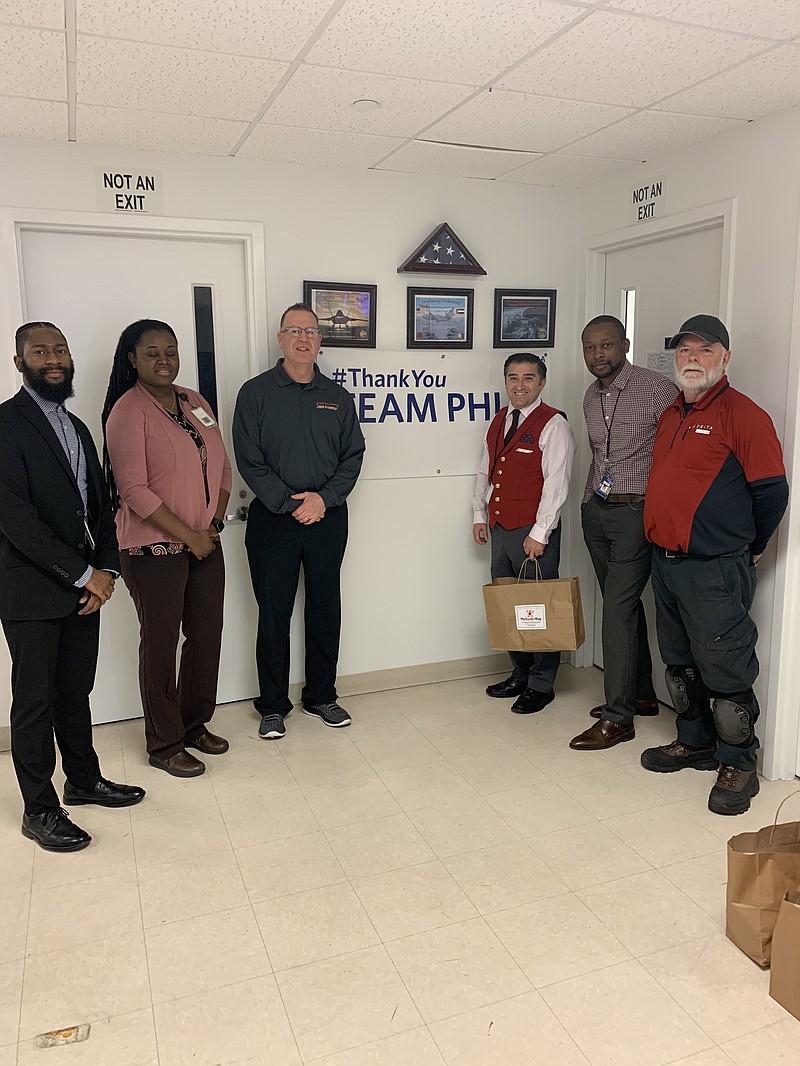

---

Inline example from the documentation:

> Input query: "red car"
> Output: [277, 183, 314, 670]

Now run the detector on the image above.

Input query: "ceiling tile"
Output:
[237, 123, 404, 167]
[375, 138, 540, 178]
[497, 10, 765, 108]
[77, 104, 247, 155]
[77, 37, 289, 121]
[424, 89, 632, 153]
[567, 109, 745, 160]
[654, 45, 800, 119]
[0, 27, 65, 99]
[77, 0, 332, 61]
[264, 65, 474, 138]
[499, 153, 635, 187]
[0, 95, 66, 138]
[606, 0, 800, 40]
[0, 2, 63, 29]
[305, 0, 584, 84]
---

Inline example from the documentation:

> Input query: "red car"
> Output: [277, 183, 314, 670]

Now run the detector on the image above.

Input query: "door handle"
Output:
[225, 505, 249, 523]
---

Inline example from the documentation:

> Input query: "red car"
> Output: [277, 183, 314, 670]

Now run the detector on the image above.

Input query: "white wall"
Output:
[0, 138, 583, 705]
[577, 106, 800, 778]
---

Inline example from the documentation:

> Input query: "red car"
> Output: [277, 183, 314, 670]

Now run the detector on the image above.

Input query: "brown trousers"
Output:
[119, 547, 225, 758]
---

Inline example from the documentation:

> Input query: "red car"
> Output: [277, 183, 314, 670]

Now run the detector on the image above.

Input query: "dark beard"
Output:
[22, 364, 75, 404]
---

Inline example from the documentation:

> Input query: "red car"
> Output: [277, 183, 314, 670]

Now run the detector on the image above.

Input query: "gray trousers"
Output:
[651, 547, 760, 771]
[581, 495, 657, 724]
[490, 522, 561, 693]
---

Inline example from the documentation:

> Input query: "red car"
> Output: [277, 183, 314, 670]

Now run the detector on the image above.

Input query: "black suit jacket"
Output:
[0, 388, 119, 620]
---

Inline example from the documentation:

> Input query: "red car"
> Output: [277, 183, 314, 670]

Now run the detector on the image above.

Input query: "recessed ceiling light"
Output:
[351, 98, 381, 111]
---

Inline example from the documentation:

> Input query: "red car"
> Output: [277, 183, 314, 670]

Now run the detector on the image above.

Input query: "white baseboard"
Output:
[0, 655, 510, 753]
[288, 652, 509, 703]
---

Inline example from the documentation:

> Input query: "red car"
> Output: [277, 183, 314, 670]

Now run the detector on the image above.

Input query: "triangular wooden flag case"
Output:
[398, 222, 486, 276]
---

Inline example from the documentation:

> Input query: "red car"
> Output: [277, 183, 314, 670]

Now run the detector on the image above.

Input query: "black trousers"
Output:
[490, 522, 562, 693]
[2, 609, 102, 815]
[581, 495, 657, 723]
[245, 499, 348, 716]
[119, 547, 226, 759]
[652, 547, 760, 770]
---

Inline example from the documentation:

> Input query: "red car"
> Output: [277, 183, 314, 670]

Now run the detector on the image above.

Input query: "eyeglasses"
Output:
[280, 327, 323, 338]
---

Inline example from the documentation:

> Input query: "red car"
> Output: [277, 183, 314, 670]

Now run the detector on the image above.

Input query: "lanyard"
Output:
[599, 387, 622, 465]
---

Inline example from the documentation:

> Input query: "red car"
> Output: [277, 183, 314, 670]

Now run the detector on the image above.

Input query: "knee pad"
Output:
[711, 690, 757, 747]
[665, 665, 708, 719]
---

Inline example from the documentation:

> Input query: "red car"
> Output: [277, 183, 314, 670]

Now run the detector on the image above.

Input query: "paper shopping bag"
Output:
[482, 561, 585, 653]
[726, 793, 800, 967]
[769, 890, 800, 1019]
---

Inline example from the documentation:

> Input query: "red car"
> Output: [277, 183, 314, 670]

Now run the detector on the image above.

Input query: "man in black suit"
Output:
[0, 322, 145, 852]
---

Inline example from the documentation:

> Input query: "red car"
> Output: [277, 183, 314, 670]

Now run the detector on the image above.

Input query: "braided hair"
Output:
[15, 321, 62, 357]
[101, 319, 177, 510]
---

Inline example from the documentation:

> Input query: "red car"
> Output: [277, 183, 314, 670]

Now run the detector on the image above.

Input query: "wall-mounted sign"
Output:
[96, 168, 163, 214]
[630, 177, 666, 224]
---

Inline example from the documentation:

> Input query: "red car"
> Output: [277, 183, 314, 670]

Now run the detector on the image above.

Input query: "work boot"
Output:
[708, 764, 760, 816]
[640, 741, 717, 773]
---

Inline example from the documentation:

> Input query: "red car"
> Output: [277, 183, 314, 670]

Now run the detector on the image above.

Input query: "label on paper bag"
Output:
[515, 604, 546, 630]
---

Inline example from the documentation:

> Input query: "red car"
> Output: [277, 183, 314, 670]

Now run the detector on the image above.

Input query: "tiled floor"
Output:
[1, 665, 799, 1065]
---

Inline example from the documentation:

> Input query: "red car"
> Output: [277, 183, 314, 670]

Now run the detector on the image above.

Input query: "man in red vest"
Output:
[473, 354, 576, 713]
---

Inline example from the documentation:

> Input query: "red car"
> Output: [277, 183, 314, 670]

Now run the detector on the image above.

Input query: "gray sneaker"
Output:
[303, 702, 352, 727]
[258, 714, 286, 740]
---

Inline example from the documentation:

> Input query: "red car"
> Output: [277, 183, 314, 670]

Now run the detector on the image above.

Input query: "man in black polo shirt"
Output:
[233, 303, 365, 740]
[642, 315, 788, 815]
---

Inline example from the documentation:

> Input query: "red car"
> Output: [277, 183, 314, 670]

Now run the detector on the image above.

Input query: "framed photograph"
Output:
[407, 286, 474, 350]
[493, 289, 557, 348]
[303, 280, 377, 348]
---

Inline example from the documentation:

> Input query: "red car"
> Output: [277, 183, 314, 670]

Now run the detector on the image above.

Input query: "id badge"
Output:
[192, 406, 216, 427]
[595, 474, 614, 500]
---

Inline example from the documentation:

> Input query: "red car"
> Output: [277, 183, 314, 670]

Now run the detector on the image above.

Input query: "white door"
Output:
[18, 228, 259, 723]
[593, 224, 724, 703]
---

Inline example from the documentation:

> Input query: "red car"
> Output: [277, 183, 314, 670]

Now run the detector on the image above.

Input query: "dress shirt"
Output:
[23, 384, 93, 588]
[582, 361, 678, 503]
[473, 398, 576, 544]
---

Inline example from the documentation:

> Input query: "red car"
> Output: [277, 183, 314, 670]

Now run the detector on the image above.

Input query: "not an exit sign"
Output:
[630, 177, 666, 224]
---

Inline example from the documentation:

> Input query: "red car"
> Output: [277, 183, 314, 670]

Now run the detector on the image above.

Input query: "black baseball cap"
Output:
[668, 315, 730, 349]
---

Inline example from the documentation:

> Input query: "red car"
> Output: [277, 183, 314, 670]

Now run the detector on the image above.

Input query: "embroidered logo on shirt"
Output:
[694, 424, 713, 435]
[316, 402, 339, 411]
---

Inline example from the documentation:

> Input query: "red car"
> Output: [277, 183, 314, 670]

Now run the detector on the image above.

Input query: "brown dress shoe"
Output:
[570, 719, 635, 750]
[590, 699, 659, 719]
[185, 730, 229, 755]
[148, 750, 206, 778]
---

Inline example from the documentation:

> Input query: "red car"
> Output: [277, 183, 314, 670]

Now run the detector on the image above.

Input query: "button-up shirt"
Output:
[582, 361, 678, 503]
[473, 398, 576, 544]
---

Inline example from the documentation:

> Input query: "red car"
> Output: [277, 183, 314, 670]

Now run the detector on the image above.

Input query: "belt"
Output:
[654, 545, 747, 561]
[602, 493, 645, 505]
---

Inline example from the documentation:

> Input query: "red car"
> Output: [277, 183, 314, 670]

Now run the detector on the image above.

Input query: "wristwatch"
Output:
[210, 517, 225, 534]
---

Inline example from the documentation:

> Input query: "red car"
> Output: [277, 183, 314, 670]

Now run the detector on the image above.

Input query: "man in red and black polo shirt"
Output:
[473, 353, 576, 713]
[642, 315, 788, 815]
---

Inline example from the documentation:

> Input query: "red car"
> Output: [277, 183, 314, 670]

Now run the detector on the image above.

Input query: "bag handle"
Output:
[517, 558, 543, 583]
[768, 790, 800, 844]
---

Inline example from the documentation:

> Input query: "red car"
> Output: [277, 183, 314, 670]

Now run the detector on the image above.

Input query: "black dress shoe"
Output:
[486, 675, 528, 699]
[511, 689, 555, 714]
[22, 807, 91, 852]
[63, 776, 146, 808]
[185, 730, 229, 755]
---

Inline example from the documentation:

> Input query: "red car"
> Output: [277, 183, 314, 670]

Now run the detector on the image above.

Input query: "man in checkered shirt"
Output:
[570, 316, 677, 752]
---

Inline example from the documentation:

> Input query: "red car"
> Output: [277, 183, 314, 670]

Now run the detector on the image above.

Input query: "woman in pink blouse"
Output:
[102, 319, 231, 778]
